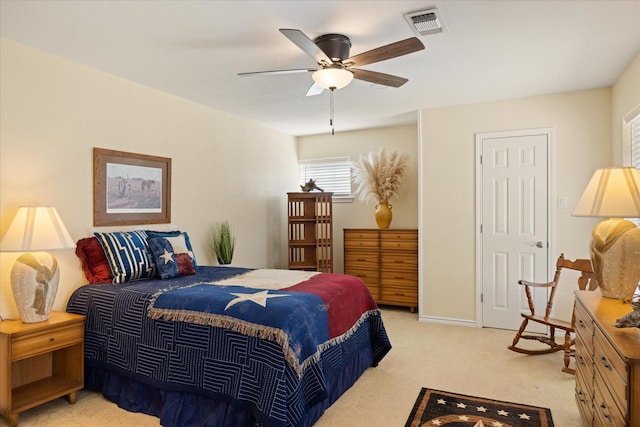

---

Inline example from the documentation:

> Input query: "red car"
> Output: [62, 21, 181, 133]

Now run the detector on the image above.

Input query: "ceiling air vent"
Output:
[404, 9, 445, 36]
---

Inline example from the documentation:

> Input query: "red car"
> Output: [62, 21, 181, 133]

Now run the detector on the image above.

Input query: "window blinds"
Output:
[298, 157, 352, 198]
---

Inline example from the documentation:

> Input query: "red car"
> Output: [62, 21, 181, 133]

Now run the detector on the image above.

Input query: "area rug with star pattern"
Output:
[405, 388, 554, 427]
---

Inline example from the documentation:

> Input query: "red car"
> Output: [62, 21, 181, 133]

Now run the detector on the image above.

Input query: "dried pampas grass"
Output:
[351, 148, 409, 204]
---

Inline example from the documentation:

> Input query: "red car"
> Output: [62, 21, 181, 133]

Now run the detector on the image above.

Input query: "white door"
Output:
[476, 129, 552, 330]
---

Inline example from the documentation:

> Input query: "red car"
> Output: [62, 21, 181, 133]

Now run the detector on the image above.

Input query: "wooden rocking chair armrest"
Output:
[518, 279, 555, 288]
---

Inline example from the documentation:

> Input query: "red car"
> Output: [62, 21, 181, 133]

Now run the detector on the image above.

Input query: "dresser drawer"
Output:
[594, 369, 626, 427]
[344, 267, 379, 285]
[344, 230, 379, 247]
[575, 364, 594, 425]
[575, 301, 594, 342]
[344, 250, 379, 268]
[380, 239, 417, 250]
[381, 270, 417, 287]
[381, 253, 418, 270]
[575, 332, 594, 380]
[12, 323, 83, 361]
[381, 285, 417, 304]
[593, 327, 628, 417]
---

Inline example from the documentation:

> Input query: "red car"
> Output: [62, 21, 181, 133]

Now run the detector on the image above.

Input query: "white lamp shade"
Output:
[572, 167, 640, 218]
[312, 67, 354, 90]
[1, 206, 75, 252]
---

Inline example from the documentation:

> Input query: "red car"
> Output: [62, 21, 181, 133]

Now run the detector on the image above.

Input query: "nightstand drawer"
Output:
[593, 327, 627, 417]
[12, 324, 83, 361]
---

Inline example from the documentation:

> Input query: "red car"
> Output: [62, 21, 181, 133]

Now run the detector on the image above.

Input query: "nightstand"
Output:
[0, 311, 85, 427]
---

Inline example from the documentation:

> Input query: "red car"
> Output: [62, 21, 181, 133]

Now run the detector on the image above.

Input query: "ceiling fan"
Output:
[238, 29, 425, 96]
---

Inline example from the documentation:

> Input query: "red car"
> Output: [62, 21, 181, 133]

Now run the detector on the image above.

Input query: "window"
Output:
[298, 157, 352, 200]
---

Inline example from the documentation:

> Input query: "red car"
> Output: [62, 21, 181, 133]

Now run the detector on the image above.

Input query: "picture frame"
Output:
[93, 147, 172, 226]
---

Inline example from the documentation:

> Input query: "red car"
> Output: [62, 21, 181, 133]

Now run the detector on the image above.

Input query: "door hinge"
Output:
[479, 155, 483, 165]
[480, 224, 483, 233]
[480, 293, 483, 303]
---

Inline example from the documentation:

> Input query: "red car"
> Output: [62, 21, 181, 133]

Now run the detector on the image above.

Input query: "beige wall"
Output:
[612, 53, 640, 165]
[0, 39, 298, 319]
[419, 88, 613, 324]
[297, 125, 419, 273]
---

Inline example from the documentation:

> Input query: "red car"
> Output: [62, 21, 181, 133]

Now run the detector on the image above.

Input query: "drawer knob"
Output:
[600, 356, 612, 370]
[394, 260, 405, 264]
[49, 337, 55, 342]
[395, 292, 405, 296]
[357, 258, 367, 262]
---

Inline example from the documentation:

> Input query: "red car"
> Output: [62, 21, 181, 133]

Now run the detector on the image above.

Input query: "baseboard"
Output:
[418, 314, 477, 327]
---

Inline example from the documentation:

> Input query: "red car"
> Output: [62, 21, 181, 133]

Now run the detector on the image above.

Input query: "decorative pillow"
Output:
[94, 230, 156, 284]
[75, 237, 113, 284]
[148, 237, 196, 279]
[145, 230, 198, 269]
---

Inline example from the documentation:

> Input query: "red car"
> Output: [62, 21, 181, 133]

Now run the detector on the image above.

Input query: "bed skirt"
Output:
[85, 344, 374, 427]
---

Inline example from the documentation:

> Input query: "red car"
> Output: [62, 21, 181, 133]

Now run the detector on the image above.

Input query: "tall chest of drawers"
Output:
[343, 228, 418, 312]
[574, 291, 640, 427]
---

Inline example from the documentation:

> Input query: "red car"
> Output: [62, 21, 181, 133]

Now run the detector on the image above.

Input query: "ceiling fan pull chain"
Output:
[330, 87, 335, 135]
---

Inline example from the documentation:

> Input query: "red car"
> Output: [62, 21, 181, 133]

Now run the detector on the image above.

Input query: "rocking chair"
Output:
[507, 254, 597, 374]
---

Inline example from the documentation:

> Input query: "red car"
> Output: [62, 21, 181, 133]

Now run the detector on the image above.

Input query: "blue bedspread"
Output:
[66, 266, 391, 427]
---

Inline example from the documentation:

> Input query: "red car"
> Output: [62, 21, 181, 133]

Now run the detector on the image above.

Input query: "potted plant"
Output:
[351, 148, 409, 228]
[211, 220, 235, 265]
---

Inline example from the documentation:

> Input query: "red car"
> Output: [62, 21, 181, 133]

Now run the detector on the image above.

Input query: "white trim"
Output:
[418, 314, 477, 328]
[474, 127, 555, 328]
[417, 109, 424, 319]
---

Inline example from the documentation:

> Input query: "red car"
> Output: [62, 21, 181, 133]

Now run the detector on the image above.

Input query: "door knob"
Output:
[529, 241, 544, 248]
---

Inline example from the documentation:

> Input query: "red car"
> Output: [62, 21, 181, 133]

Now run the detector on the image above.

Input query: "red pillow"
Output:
[75, 237, 113, 284]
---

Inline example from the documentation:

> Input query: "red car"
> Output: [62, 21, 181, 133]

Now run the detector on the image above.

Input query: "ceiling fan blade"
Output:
[351, 68, 408, 88]
[238, 68, 315, 76]
[345, 37, 424, 68]
[279, 29, 333, 65]
[306, 83, 324, 96]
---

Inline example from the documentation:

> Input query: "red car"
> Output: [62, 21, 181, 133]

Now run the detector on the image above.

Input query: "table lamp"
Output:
[572, 167, 640, 299]
[0, 207, 75, 322]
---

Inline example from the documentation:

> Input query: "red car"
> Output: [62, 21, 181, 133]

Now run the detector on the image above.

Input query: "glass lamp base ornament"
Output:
[590, 219, 640, 299]
[375, 202, 393, 229]
[10, 252, 60, 323]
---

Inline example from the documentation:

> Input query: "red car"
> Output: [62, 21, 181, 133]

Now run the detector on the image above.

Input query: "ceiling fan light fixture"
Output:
[312, 67, 353, 90]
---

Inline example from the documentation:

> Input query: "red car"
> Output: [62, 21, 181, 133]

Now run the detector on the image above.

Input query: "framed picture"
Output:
[93, 148, 171, 226]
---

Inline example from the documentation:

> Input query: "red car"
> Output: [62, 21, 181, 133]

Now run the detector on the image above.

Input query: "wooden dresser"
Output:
[343, 228, 418, 312]
[574, 291, 640, 427]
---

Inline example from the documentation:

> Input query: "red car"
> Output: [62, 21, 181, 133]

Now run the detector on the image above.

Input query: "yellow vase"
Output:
[375, 202, 392, 229]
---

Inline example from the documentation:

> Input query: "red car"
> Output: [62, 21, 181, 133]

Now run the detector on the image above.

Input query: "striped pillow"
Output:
[94, 230, 156, 283]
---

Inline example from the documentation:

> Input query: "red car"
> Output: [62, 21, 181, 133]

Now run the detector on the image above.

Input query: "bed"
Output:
[66, 261, 391, 427]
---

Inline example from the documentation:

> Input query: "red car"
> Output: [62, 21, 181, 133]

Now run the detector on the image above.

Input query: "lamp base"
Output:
[10, 252, 60, 323]
[590, 219, 640, 299]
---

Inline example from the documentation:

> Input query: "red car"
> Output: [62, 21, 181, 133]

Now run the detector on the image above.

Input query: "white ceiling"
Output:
[1, 1, 639, 136]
